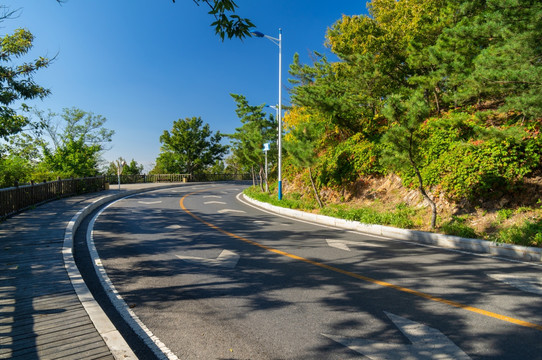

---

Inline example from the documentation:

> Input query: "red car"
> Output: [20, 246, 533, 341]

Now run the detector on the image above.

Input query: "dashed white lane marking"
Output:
[326, 239, 385, 251]
[176, 250, 240, 269]
[204, 201, 227, 205]
[488, 273, 542, 295]
[323, 312, 470, 359]
[217, 209, 246, 214]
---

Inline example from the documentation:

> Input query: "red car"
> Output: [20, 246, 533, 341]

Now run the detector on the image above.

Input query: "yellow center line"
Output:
[180, 191, 542, 332]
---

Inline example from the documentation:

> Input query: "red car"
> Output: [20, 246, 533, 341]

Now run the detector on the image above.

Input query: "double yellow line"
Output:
[180, 191, 542, 332]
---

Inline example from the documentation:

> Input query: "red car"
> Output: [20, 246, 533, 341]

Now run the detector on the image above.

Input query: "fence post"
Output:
[56, 177, 62, 197]
[30, 180, 35, 204]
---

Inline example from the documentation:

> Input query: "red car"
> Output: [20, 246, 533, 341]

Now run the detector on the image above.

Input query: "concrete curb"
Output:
[242, 194, 542, 262]
[62, 184, 185, 360]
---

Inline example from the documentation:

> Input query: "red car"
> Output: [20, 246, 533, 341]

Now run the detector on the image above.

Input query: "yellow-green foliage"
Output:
[284, 0, 542, 205]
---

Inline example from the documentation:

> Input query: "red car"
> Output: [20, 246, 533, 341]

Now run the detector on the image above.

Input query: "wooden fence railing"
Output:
[1, 173, 251, 220]
[104, 173, 252, 184]
[0, 176, 106, 220]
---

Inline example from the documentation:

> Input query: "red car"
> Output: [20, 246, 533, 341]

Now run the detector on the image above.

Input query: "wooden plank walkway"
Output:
[0, 194, 115, 360]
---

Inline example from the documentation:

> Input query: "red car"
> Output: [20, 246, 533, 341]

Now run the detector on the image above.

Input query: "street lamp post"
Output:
[252, 29, 283, 200]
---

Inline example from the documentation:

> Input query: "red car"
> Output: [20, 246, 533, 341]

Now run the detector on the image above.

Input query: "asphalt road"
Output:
[85, 183, 542, 359]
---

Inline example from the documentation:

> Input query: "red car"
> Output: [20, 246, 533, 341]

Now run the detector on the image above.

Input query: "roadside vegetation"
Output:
[2, 1, 541, 249]
[244, 184, 542, 248]
[238, 0, 542, 249]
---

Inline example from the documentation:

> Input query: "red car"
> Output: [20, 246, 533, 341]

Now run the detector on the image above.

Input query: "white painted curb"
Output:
[62, 185, 185, 360]
[242, 194, 542, 262]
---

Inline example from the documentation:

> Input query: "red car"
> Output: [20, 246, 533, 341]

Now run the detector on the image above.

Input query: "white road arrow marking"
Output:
[175, 250, 240, 268]
[488, 273, 542, 295]
[326, 239, 385, 251]
[323, 312, 470, 359]
[137, 200, 162, 205]
[204, 201, 227, 205]
[217, 209, 246, 214]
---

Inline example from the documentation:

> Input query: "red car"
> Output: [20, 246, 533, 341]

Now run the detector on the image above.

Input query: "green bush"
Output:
[433, 136, 541, 200]
[440, 216, 478, 239]
[243, 186, 316, 211]
[320, 203, 415, 229]
[317, 133, 384, 187]
[497, 208, 514, 222]
[397, 113, 542, 202]
[493, 219, 542, 247]
[0, 156, 34, 188]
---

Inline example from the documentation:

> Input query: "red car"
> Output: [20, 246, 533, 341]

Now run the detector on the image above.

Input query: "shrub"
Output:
[320, 203, 415, 229]
[243, 186, 316, 211]
[494, 219, 542, 247]
[317, 133, 384, 187]
[440, 216, 478, 239]
[497, 208, 514, 222]
[397, 113, 542, 202]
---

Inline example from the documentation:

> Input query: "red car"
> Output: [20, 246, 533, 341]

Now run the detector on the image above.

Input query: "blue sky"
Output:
[4, 0, 367, 171]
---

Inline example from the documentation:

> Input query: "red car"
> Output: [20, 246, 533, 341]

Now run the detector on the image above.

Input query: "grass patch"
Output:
[243, 186, 316, 211]
[440, 215, 478, 239]
[492, 218, 542, 247]
[320, 202, 416, 229]
[245, 187, 417, 228]
[244, 186, 542, 248]
[496, 208, 514, 222]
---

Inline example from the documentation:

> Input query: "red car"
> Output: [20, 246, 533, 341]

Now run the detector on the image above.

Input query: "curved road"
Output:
[86, 183, 542, 359]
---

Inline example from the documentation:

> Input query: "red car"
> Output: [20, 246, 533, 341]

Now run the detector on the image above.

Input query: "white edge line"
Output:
[90, 200, 179, 360]
[62, 185, 185, 360]
[63, 196, 137, 360]
[236, 192, 542, 267]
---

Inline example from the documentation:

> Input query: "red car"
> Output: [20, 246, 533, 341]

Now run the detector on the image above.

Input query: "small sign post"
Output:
[263, 143, 270, 193]
[116, 160, 127, 190]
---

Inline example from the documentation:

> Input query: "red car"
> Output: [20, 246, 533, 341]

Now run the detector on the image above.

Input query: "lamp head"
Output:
[251, 31, 265, 38]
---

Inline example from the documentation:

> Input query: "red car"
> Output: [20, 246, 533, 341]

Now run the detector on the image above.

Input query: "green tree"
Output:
[185, 0, 255, 40]
[283, 119, 324, 208]
[53, 0, 254, 40]
[440, 0, 542, 119]
[39, 108, 114, 178]
[382, 93, 437, 229]
[206, 159, 226, 174]
[157, 117, 228, 175]
[124, 159, 144, 175]
[106, 157, 144, 176]
[37, 107, 114, 151]
[0, 155, 34, 188]
[0, 11, 51, 140]
[228, 94, 276, 191]
[42, 138, 101, 177]
[0, 131, 45, 187]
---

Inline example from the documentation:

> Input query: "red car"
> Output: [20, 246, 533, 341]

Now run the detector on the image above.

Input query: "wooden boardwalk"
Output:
[0, 194, 115, 360]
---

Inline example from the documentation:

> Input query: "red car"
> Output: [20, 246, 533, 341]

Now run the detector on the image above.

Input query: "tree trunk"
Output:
[251, 166, 256, 187]
[414, 166, 437, 229]
[434, 88, 440, 115]
[258, 164, 264, 192]
[408, 134, 437, 229]
[308, 167, 324, 208]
